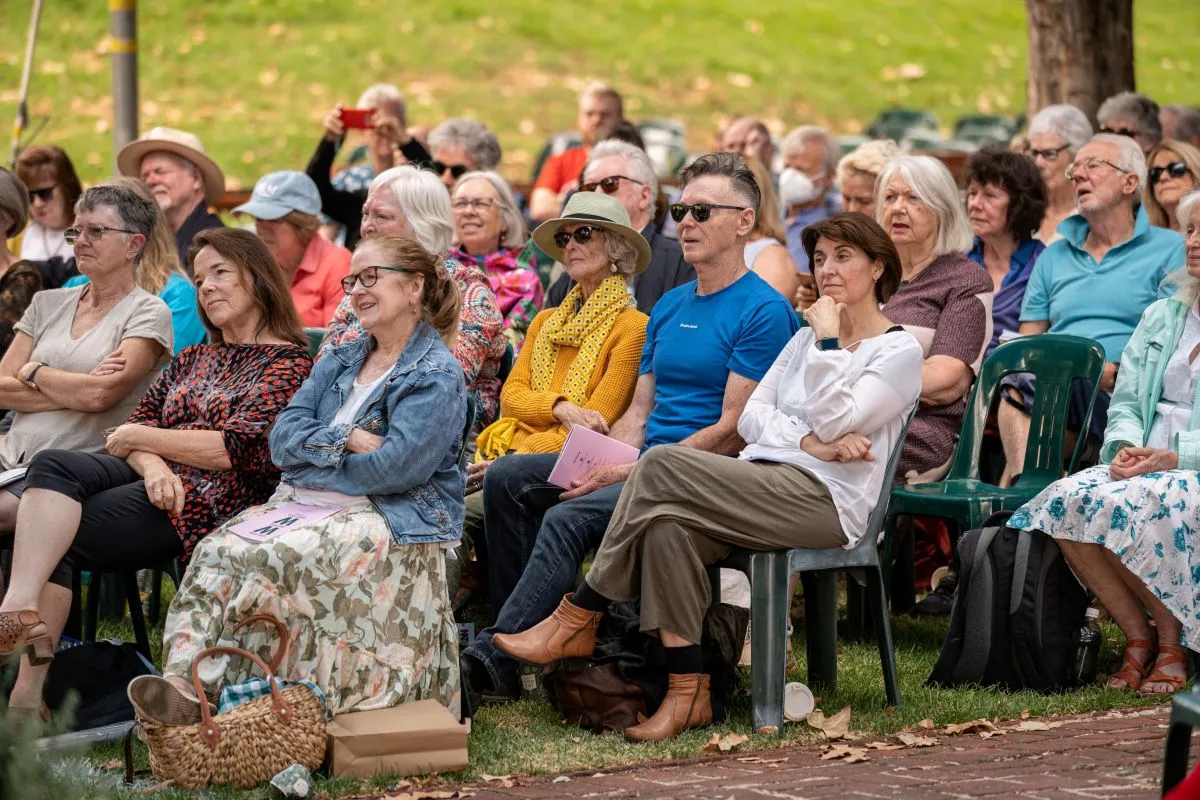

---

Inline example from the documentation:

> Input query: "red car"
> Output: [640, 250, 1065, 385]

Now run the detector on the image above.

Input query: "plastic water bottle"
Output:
[1072, 608, 1102, 686]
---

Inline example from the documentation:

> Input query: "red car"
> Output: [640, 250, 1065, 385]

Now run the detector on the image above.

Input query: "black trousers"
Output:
[11, 450, 183, 588]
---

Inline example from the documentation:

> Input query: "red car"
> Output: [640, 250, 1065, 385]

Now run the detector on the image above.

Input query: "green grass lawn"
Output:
[1, 0, 1198, 188]
[34, 580, 1167, 799]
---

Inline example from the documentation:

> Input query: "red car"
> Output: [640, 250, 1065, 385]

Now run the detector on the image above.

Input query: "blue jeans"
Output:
[462, 452, 625, 689]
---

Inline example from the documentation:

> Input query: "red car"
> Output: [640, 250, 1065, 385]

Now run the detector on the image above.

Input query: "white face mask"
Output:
[779, 168, 820, 208]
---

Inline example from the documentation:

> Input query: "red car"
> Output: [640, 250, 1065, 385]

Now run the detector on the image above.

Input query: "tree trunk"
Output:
[1026, 0, 1135, 124]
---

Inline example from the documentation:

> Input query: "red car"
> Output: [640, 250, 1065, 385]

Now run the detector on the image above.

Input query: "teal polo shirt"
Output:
[1019, 205, 1186, 361]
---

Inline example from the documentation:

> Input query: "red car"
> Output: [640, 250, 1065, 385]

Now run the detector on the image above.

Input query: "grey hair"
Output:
[428, 118, 501, 171]
[1091, 133, 1148, 192]
[1178, 187, 1200, 230]
[1027, 104, 1094, 154]
[837, 139, 901, 186]
[74, 184, 157, 264]
[453, 171, 528, 249]
[356, 83, 407, 123]
[0, 167, 30, 239]
[1098, 91, 1163, 144]
[1168, 189, 1200, 304]
[369, 165, 454, 255]
[781, 126, 840, 176]
[587, 138, 658, 198]
[875, 155, 973, 256]
[679, 151, 760, 222]
[1176, 109, 1200, 145]
[601, 230, 639, 284]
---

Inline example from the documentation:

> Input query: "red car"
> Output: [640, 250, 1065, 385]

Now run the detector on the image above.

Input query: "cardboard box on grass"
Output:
[326, 700, 468, 778]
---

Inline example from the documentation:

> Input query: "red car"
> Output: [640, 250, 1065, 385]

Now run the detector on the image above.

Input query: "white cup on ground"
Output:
[783, 681, 815, 721]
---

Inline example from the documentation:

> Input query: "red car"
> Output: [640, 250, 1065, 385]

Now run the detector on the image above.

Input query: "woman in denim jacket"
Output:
[134, 235, 468, 723]
[1009, 190, 1200, 698]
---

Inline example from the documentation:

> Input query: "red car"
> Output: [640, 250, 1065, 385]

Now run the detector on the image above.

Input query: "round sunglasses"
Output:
[1150, 161, 1190, 185]
[553, 225, 601, 249]
[579, 175, 644, 194]
[668, 203, 748, 223]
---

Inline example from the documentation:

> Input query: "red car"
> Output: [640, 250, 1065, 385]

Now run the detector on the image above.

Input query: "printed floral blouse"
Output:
[454, 246, 543, 353]
[127, 342, 313, 557]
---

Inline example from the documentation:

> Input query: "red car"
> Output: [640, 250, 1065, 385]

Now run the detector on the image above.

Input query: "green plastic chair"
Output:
[709, 412, 913, 734]
[882, 334, 1105, 600]
[303, 327, 327, 359]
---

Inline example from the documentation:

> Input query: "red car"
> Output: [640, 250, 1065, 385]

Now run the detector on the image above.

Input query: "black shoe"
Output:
[911, 568, 958, 617]
[460, 653, 520, 719]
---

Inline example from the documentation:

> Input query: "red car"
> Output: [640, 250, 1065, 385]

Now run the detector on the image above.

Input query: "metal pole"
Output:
[9, 0, 46, 167]
[109, 0, 138, 171]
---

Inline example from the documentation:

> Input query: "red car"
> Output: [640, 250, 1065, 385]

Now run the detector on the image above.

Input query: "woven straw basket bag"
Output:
[137, 616, 327, 789]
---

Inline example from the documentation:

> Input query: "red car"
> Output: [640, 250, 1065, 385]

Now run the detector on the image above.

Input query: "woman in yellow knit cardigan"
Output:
[453, 193, 649, 600]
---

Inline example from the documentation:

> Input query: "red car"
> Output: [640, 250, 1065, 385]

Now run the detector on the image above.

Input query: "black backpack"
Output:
[927, 512, 1090, 693]
[41, 639, 157, 730]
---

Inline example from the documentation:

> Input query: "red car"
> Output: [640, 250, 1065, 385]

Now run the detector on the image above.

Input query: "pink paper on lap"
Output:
[547, 426, 640, 490]
[228, 501, 344, 542]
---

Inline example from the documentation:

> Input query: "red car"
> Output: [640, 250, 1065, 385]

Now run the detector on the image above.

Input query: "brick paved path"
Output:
[448, 706, 1192, 799]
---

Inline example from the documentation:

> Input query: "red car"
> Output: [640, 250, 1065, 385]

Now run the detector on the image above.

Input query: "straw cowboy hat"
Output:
[532, 192, 652, 274]
[117, 127, 226, 207]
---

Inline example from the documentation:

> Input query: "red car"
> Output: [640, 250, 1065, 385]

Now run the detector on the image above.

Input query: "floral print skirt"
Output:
[1010, 465, 1200, 648]
[162, 486, 460, 716]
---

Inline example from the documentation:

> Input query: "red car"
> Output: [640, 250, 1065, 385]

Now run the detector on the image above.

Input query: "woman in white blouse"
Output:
[489, 212, 922, 743]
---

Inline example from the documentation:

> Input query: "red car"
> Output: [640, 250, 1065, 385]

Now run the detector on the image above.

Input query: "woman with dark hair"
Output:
[964, 146, 1049, 355]
[492, 212, 923, 742]
[0, 227, 312, 720]
[14, 145, 84, 288]
[0, 168, 43, 357]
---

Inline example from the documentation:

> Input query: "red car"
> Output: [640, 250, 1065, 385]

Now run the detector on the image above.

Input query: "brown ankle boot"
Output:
[624, 673, 712, 742]
[492, 594, 602, 666]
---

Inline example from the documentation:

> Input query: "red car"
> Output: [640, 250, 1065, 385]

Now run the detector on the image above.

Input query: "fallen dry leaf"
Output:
[1020, 709, 1031, 719]
[102, 758, 122, 770]
[703, 732, 750, 753]
[943, 719, 997, 736]
[895, 732, 938, 747]
[1014, 720, 1063, 732]
[822, 744, 870, 763]
[808, 705, 852, 740]
[552, 776, 571, 783]
[978, 730, 1007, 739]
[477, 773, 514, 788]
[917, 718, 935, 730]
[865, 741, 905, 751]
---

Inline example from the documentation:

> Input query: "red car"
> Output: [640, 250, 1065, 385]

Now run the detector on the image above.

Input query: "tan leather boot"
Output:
[492, 594, 602, 665]
[624, 673, 712, 742]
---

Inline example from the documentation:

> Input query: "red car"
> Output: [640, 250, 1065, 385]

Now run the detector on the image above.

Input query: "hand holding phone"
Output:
[339, 108, 376, 130]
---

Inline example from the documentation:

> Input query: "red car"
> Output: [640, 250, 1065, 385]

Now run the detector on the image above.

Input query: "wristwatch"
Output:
[816, 337, 840, 351]
[23, 362, 46, 390]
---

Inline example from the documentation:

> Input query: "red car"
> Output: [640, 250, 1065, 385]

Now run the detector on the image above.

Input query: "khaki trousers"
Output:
[587, 445, 845, 643]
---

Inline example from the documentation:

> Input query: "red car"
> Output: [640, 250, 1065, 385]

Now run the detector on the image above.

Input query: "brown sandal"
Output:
[0, 610, 54, 666]
[1138, 643, 1190, 696]
[1108, 637, 1155, 691]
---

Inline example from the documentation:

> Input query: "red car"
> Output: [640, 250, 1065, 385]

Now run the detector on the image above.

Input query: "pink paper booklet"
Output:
[227, 501, 344, 543]
[547, 426, 641, 489]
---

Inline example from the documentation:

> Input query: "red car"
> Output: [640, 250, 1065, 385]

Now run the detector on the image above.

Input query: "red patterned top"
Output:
[127, 343, 312, 556]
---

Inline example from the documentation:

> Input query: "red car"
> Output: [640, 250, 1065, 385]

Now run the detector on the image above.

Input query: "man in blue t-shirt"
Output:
[461, 153, 797, 712]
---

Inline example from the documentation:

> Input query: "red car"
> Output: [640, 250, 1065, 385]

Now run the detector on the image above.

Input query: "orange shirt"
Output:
[291, 235, 351, 328]
[533, 146, 590, 194]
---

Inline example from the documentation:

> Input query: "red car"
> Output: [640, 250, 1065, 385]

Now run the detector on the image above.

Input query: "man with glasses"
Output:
[996, 133, 1185, 487]
[544, 139, 694, 314]
[780, 126, 842, 275]
[460, 152, 797, 713]
[426, 118, 502, 193]
[1097, 91, 1164, 156]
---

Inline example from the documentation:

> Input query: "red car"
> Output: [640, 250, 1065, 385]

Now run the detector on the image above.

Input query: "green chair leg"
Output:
[801, 572, 838, 692]
[747, 551, 791, 736]
[866, 566, 902, 707]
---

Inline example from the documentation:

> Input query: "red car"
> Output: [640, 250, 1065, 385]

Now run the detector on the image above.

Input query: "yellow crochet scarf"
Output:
[476, 274, 632, 460]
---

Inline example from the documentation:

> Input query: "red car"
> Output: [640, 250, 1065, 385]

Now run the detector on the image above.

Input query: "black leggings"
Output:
[16, 450, 184, 588]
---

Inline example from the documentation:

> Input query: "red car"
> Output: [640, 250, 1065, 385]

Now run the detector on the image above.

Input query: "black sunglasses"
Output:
[341, 265, 418, 293]
[28, 186, 56, 203]
[579, 175, 644, 194]
[552, 225, 601, 249]
[429, 160, 469, 179]
[1099, 124, 1140, 139]
[1149, 160, 1190, 185]
[668, 203, 748, 223]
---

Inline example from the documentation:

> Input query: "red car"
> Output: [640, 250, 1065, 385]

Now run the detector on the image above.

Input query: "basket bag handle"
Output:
[231, 613, 290, 673]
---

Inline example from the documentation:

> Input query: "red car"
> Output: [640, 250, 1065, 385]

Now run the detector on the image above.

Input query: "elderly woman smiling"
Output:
[452, 172, 543, 351]
[129, 234, 467, 724]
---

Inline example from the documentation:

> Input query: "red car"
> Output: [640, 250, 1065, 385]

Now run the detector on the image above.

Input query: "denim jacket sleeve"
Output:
[1099, 311, 1154, 464]
[269, 353, 354, 470]
[286, 365, 466, 496]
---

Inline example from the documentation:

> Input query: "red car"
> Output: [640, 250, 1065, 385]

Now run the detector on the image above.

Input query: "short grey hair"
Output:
[1028, 104, 1093, 154]
[781, 126, 840, 176]
[1176, 109, 1200, 145]
[0, 167, 29, 239]
[876, 155, 973, 257]
[1091, 132, 1148, 192]
[601, 230, 639, 284]
[428, 118, 501, 171]
[369, 165, 454, 255]
[453, 171, 527, 249]
[1177, 187, 1200, 230]
[587, 138, 658, 198]
[1098, 91, 1163, 145]
[75, 185, 158, 264]
[357, 83, 407, 123]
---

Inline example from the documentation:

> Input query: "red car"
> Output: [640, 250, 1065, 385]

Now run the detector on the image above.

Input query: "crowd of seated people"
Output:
[0, 78, 1198, 752]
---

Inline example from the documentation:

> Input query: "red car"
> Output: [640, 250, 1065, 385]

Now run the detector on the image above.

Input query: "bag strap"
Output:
[191, 646, 294, 747]
[1009, 529, 1032, 615]
[231, 613, 290, 673]
[955, 526, 1002, 682]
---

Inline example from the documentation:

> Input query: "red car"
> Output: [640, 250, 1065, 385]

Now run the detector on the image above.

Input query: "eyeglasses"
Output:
[430, 161, 469, 180]
[1065, 158, 1131, 181]
[64, 224, 138, 244]
[341, 265, 418, 293]
[1099, 124, 1140, 139]
[1028, 144, 1070, 162]
[1150, 160, 1190, 185]
[552, 225, 601, 249]
[451, 197, 499, 212]
[27, 186, 56, 203]
[668, 203, 748, 223]
[579, 175, 644, 194]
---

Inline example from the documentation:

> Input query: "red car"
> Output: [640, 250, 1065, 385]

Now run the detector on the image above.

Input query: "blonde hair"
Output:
[103, 176, 184, 294]
[745, 156, 786, 242]
[837, 139, 901, 188]
[1145, 140, 1200, 229]
[358, 235, 461, 348]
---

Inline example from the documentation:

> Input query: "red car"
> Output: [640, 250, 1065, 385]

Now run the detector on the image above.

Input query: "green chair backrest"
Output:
[946, 334, 1106, 486]
[497, 342, 515, 384]
[304, 327, 327, 359]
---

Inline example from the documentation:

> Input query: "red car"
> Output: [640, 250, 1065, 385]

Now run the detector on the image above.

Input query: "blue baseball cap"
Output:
[233, 170, 321, 220]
